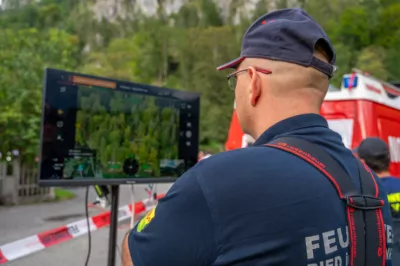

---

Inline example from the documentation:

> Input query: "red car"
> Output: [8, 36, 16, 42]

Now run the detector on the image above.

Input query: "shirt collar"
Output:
[253, 114, 329, 145]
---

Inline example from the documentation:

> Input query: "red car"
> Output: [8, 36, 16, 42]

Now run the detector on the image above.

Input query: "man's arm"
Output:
[121, 168, 218, 266]
[122, 231, 134, 266]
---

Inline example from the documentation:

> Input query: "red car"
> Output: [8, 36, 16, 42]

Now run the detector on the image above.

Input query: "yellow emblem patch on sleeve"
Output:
[137, 206, 156, 233]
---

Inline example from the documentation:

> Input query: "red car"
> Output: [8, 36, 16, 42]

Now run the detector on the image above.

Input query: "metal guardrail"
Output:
[0, 160, 53, 205]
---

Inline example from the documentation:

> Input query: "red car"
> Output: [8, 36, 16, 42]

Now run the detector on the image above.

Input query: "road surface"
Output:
[7, 217, 133, 266]
[0, 183, 172, 265]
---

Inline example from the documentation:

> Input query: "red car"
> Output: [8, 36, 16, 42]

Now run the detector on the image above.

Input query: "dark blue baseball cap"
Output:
[217, 8, 337, 78]
[353, 137, 390, 159]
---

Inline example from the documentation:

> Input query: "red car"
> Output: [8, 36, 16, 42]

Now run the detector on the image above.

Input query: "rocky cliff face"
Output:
[1, 0, 300, 21]
[1, 0, 40, 9]
[91, 0, 270, 21]
[91, 0, 303, 22]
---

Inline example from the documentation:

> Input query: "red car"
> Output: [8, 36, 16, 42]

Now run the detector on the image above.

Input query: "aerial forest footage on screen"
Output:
[63, 86, 180, 179]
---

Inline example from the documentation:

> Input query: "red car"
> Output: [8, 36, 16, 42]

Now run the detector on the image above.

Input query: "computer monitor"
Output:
[38, 68, 200, 186]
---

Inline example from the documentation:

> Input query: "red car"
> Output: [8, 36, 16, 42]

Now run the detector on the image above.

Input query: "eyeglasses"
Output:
[227, 67, 272, 90]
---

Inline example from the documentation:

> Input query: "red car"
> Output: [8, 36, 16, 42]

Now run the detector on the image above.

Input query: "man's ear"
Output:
[247, 66, 261, 106]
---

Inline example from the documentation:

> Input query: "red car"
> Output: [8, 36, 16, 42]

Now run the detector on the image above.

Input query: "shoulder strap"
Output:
[265, 137, 387, 266]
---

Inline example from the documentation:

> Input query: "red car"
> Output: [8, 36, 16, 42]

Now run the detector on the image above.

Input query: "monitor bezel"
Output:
[38, 68, 200, 187]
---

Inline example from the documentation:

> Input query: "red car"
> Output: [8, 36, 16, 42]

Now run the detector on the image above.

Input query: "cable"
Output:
[83, 186, 127, 264]
[116, 244, 122, 258]
[84, 186, 92, 266]
[130, 185, 135, 229]
[87, 186, 121, 259]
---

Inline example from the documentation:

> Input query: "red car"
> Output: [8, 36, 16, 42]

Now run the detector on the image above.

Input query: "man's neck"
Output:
[377, 171, 391, 178]
[253, 107, 320, 139]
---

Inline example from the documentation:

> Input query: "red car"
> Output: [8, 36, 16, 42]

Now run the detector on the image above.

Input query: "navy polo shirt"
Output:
[381, 177, 400, 217]
[128, 114, 393, 266]
[381, 176, 400, 196]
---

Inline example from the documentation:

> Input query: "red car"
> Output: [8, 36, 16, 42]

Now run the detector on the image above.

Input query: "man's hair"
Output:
[363, 154, 391, 173]
[242, 40, 332, 108]
[306, 40, 331, 101]
[314, 40, 331, 62]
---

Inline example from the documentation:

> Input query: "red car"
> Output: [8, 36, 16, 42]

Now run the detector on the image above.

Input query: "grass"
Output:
[0, 188, 77, 206]
[54, 188, 76, 201]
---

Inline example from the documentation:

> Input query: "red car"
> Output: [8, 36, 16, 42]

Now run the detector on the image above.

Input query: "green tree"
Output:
[335, 6, 371, 50]
[356, 46, 388, 80]
[373, 3, 400, 48]
[331, 44, 353, 87]
[252, 0, 269, 21]
[2, 0, 400, 162]
[0, 28, 79, 161]
[173, 3, 200, 28]
[198, 0, 223, 27]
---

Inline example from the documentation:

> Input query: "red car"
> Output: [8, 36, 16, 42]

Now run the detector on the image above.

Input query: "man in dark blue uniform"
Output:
[122, 8, 393, 266]
[355, 137, 400, 264]
[354, 137, 400, 211]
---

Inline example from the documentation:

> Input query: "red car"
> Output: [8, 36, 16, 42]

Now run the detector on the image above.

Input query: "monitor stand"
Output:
[107, 185, 120, 266]
[106, 184, 157, 266]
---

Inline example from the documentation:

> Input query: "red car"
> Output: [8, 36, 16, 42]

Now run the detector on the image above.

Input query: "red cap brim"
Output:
[216, 56, 245, 71]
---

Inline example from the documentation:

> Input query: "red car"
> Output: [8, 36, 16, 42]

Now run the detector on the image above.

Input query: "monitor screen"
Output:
[39, 68, 200, 186]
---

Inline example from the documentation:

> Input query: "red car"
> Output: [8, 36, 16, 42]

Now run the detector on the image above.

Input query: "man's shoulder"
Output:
[192, 145, 323, 187]
[200, 145, 288, 160]
[195, 146, 292, 171]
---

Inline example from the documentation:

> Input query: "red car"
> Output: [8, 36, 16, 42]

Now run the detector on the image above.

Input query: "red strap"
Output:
[265, 138, 386, 266]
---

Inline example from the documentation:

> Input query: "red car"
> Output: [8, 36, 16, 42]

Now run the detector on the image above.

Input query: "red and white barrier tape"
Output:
[0, 194, 165, 264]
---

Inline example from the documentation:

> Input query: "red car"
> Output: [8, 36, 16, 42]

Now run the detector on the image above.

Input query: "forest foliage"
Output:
[1, 0, 400, 160]
[73, 87, 179, 177]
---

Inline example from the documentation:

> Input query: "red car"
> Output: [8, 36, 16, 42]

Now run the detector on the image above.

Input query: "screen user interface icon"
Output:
[39, 68, 200, 186]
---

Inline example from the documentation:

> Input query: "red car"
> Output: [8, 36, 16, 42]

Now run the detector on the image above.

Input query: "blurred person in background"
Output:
[198, 150, 212, 161]
[354, 136, 400, 263]
[353, 137, 400, 215]
[198, 150, 205, 161]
